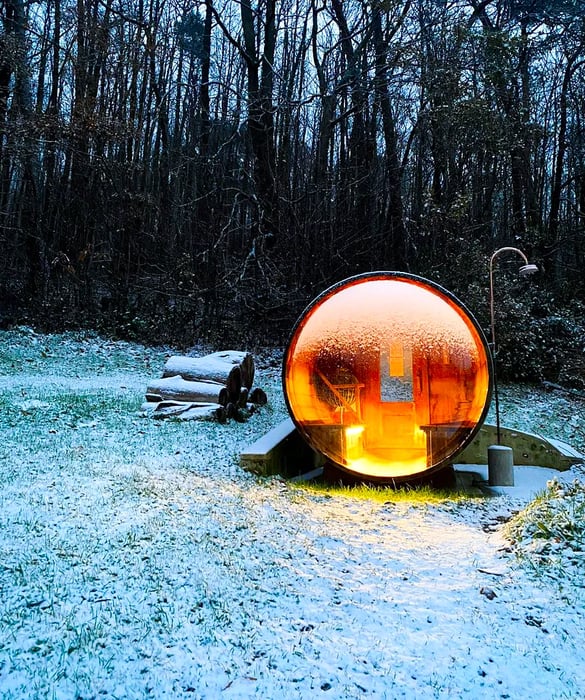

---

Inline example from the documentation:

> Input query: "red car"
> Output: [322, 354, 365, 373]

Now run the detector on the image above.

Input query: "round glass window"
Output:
[283, 273, 492, 481]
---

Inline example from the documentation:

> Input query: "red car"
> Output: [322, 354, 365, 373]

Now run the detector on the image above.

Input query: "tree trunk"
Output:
[142, 400, 227, 422]
[549, 53, 585, 244]
[372, 8, 408, 269]
[146, 376, 229, 406]
[240, 0, 278, 237]
[162, 351, 255, 391]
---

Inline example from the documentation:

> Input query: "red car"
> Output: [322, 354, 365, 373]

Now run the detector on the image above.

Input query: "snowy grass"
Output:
[504, 480, 585, 585]
[1, 327, 585, 699]
[485, 382, 585, 455]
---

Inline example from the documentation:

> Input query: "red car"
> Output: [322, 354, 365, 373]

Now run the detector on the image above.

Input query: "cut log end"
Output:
[249, 387, 268, 406]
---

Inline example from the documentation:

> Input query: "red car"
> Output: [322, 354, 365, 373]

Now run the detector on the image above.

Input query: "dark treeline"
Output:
[1, 0, 584, 384]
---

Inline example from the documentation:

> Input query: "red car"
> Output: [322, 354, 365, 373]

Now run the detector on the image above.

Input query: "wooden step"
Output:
[240, 418, 324, 477]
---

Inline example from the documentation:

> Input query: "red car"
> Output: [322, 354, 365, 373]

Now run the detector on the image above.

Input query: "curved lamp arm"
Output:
[489, 246, 538, 444]
[489, 247, 536, 352]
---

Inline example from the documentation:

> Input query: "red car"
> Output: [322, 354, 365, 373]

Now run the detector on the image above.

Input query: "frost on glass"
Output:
[283, 275, 491, 479]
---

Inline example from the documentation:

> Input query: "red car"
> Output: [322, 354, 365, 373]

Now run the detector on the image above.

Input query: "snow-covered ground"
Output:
[0, 328, 584, 700]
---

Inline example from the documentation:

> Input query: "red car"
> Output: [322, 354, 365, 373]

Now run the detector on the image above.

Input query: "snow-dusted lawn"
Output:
[0, 328, 584, 699]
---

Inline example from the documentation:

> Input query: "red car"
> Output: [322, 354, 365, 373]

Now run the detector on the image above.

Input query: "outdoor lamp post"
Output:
[488, 247, 539, 485]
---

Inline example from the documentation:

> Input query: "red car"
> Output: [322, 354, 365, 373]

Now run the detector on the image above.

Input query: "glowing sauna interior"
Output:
[283, 273, 492, 480]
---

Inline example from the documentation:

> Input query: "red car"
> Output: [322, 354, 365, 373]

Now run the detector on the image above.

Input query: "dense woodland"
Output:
[1, 0, 584, 385]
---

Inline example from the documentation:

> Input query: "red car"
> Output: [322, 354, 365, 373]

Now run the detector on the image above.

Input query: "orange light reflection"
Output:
[284, 276, 491, 479]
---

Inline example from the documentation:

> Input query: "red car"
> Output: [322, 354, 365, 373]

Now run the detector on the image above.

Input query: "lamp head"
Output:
[519, 263, 539, 277]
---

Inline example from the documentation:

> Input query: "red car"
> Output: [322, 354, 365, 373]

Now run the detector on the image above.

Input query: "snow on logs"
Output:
[162, 351, 255, 392]
[142, 350, 267, 422]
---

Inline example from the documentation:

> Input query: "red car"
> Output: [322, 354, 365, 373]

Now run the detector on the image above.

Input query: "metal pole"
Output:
[488, 257, 501, 444]
[488, 247, 536, 487]
[488, 247, 531, 447]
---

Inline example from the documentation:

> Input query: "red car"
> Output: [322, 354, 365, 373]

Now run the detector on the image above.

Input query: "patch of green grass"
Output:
[50, 390, 139, 425]
[291, 479, 477, 505]
[0, 388, 144, 472]
[0, 389, 139, 427]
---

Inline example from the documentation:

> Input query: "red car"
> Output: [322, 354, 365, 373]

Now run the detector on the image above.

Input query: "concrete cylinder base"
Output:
[488, 445, 514, 486]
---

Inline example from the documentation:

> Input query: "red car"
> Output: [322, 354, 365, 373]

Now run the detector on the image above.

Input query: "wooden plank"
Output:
[288, 467, 325, 483]
[141, 400, 225, 421]
[240, 418, 296, 458]
[240, 418, 324, 478]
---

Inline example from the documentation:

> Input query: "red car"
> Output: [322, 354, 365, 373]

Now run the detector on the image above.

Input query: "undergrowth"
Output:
[503, 479, 585, 583]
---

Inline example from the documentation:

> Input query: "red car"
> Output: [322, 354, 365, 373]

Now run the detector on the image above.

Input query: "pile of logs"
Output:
[142, 350, 267, 422]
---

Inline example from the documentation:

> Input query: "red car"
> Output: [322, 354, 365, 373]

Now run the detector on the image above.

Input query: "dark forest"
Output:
[1, 0, 584, 385]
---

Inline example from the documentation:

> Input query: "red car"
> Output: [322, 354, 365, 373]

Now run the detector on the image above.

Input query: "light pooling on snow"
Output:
[283, 273, 492, 479]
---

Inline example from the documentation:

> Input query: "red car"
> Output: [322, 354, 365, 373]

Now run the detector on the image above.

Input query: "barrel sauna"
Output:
[282, 273, 493, 483]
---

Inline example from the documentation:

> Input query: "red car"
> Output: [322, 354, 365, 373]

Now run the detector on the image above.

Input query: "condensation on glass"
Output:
[283, 273, 492, 480]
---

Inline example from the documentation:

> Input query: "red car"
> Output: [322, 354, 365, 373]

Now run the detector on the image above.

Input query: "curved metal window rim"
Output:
[282, 271, 494, 483]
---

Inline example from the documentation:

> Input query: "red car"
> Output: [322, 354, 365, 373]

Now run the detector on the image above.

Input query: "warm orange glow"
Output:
[283, 273, 492, 480]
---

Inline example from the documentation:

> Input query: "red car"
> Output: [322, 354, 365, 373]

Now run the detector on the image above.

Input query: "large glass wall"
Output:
[283, 273, 492, 480]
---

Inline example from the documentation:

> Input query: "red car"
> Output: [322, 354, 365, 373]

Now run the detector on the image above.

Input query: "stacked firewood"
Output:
[141, 350, 267, 422]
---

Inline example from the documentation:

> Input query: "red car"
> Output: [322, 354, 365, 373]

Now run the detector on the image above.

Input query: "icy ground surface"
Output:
[0, 328, 584, 699]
